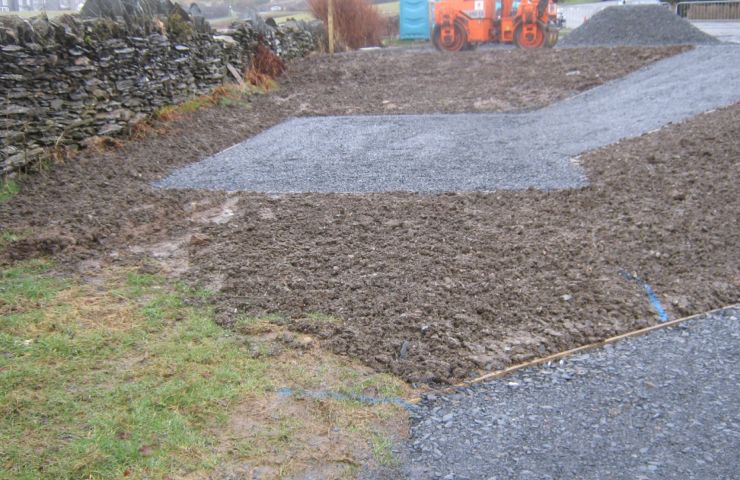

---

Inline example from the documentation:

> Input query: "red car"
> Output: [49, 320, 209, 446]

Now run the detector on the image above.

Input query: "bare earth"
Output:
[3, 45, 738, 385]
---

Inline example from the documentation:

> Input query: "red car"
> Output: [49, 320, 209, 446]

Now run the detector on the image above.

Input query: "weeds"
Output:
[152, 82, 256, 124]
[246, 42, 285, 91]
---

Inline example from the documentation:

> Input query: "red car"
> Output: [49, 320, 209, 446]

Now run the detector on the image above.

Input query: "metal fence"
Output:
[676, 0, 740, 20]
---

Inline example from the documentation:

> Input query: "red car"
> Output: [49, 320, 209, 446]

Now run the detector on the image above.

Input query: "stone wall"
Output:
[0, 14, 320, 175]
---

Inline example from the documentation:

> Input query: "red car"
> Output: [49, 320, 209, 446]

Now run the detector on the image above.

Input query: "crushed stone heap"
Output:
[559, 5, 720, 47]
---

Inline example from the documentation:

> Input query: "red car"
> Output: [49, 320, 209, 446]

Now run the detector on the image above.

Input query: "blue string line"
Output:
[619, 270, 669, 322]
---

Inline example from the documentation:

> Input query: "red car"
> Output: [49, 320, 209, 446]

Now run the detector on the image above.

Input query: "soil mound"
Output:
[560, 5, 720, 47]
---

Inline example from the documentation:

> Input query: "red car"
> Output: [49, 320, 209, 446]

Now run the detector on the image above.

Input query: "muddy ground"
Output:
[192, 103, 740, 384]
[2, 45, 737, 385]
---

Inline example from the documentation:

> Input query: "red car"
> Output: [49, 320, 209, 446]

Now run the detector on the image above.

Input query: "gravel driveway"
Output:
[157, 45, 740, 193]
[368, 307, 740, 479]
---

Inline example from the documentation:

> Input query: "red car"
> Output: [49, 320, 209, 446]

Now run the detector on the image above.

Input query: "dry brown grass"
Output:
[308, 0, 385, 50]
[246, 43, 286, 91]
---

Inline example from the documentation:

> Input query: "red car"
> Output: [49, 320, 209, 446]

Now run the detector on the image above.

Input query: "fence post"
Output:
[328, 0, 335, 55]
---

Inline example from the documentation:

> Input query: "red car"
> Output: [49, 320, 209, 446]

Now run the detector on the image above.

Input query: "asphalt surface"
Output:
[157, 45, 740, 193]
[367, 307, 740, 479]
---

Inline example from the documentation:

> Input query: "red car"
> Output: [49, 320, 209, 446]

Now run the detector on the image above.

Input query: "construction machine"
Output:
[432, 0, 560, 50]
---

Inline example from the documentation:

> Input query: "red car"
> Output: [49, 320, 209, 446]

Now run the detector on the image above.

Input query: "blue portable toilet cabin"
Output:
[400, 0, 430, 39]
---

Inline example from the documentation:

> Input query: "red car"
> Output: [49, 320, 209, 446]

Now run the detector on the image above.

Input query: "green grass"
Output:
[261, 10, 316, 24]
[370, 432, 398, 467]
[0, 261, 411, 478]
[343, 372, 406, 399]
[0, 178, 20, 203]
[305, 312, 341, 324]
[0, 228, 29, 259]
[0, 263, 273, 479]
[376, 1, 400, 17]
[1, 231, 21, 245]
[205, 14, 240, 29]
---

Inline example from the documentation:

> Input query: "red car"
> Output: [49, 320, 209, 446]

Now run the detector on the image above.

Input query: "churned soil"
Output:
[278, 46, 689, 114]
[3, 46, 736, 385]
[190, 103, 740, 384]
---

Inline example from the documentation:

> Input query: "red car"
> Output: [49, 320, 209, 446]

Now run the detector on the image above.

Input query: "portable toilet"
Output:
[400, 0, 430, 39]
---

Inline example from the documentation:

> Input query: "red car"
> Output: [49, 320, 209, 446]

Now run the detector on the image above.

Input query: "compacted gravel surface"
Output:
[156, 46, 739, 193]
[373, 307, 740, 480]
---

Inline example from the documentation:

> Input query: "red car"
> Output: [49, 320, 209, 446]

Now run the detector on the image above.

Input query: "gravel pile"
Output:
[366, 307, 740, 479]
[560, 5, 720, 47]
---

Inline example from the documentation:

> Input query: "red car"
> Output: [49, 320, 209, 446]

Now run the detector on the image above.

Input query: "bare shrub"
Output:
[247, 42, 286, 90]
[308, 0, 385, 50]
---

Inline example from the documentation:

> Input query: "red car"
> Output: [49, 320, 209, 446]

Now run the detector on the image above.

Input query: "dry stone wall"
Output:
[0, 14, 319, 174]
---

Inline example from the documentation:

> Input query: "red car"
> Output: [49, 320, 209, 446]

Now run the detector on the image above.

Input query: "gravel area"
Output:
[559, 5, 720, 47]
[156, 46, 740, 193]
[372, 307, 740, 479]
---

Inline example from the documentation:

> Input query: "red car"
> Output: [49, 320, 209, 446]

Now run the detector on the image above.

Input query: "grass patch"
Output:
[233, 313, 281, 335]
[0, 229, 27, 252]
[376, 1, 400, 17]
[0, 263, 411, 478]
[343, 372, 406, 399]
[306, 312, 341, 324]
[0, 178, 20, 203]
[370, 432, 398, 467]
[0, 264, 271, 479]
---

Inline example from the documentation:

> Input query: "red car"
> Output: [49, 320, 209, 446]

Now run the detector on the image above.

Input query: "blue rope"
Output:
[620, 270, 669, 322]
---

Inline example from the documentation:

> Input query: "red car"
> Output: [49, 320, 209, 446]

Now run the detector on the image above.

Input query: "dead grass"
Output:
[246, 43, 286, 91]
[150, 82, 257, 124]
[308, 0, 385, 50]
